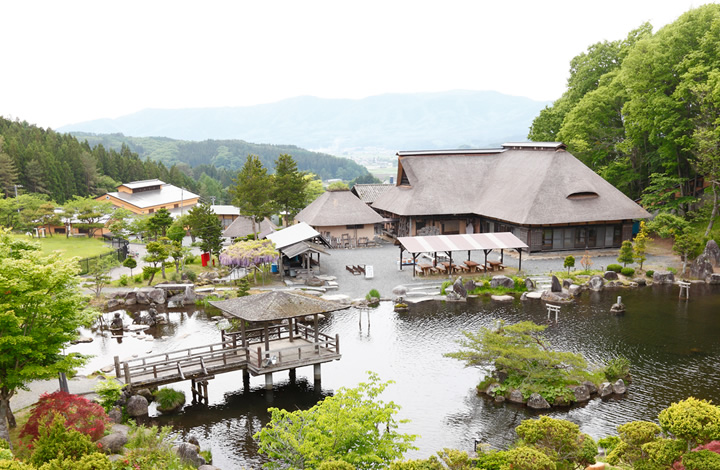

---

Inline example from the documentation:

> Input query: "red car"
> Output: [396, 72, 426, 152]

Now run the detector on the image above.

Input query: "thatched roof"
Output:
[295, 190, 384, 226]
[351, 184, 394, 204]
[209, 290, 348, 322]
[372, 143, 650, 225]
[223, 216, 276, 239]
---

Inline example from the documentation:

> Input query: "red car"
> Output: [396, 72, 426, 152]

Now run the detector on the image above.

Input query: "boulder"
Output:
[148, 288, 167, 304]
[508, 389, 525, 404]
[486, 383, 501, 397]
[306, 277, 325, 287]
[97, 431, 128, 454]
[613, 379, 627, 394]
[445, 288, 464, 302]
[392, 285, 407, 297]
[653, 271, 675, 284]
[491, 295, 514, 302]
[527, 393, 551, 409]
[525, 278, 535, 290]
[586, 463, 607, 470]
[453, 278, 467, 298]
[491, 275, 515, 289]
[562, 279, 572, 289]
[136, 388, 154, 403]
[126, 395, 149, 417]
[494, 395, 506, 403]
[176, 442, 206, 467]
[136, 291, 150, 305]
[588, 275, 605, 291]
[599, 382, 613, 398]
[550, 275, 562, 292]
[583, 381, 598, 395]
[108, 406, 123, 424]
[525, 291, 542, 299]
[572, 385, 591, 402]
[125, 297, 137, 306]
[705, 239, 720, 266]
[707, 273, 720, 284]
[463, 280, 476, 293]
[690, 253, 714, 280]
[540, 291, 571, 302]
[633, 278, 647, 287]
[568, 284, 583, 297]
[604, 271, 619, 281]
[124, 291, 137, 302]
[106, 298, 124, 310]
[610, 297, 626, 315]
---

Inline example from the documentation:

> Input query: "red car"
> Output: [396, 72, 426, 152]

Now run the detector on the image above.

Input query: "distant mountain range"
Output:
[59, 91, 550, 155]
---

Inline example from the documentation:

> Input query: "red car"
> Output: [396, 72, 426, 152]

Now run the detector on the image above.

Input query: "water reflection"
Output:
[71, 285, 720, 468]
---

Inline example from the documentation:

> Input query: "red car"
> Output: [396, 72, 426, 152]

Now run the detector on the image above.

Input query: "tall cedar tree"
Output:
[198, 215, 224, 263]
[272, 154, 307, 226]
[0, 230, 95, 447]
[148, 208, 173, 239]
[230, 155, 274, 238]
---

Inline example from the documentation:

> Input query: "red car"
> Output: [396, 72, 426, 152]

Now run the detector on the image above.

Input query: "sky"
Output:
[0, 0, 713, 130]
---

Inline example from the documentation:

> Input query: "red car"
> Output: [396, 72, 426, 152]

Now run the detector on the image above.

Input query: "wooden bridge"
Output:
[113, 323, 340, 401]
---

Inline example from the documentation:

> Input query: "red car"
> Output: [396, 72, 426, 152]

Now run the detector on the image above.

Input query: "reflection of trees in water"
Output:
[151, 378, 332, 468]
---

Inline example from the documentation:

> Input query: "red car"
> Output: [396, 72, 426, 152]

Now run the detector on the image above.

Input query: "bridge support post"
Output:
[313, 363, 322, 389]
[265, 373, 273, 390]
[289, 368, 296, 383]
[243, 370, 250, 390]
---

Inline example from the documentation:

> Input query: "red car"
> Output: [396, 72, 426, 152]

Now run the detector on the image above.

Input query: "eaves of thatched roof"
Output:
[351, 184, 394, 204]
[209, 290, 348, 322]
[295, 190, 384, 226]
[223, 216, 276, 239]
[372, 145, 650, 225]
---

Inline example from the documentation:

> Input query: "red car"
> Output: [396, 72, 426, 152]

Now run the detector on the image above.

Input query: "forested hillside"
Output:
[70, 132, 371, 181]
[0, 118, 227, 203]
[529, 4, 720, 209]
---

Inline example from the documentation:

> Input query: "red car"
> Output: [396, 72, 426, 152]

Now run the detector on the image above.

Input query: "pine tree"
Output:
[617, 240, 635, 267]
[633, 221, 652, 270]
[229, 155, 274, 237]
[272, 154, 307, 226]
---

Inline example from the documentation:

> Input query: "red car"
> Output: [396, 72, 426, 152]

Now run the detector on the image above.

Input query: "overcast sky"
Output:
[0, 0, 712, 129]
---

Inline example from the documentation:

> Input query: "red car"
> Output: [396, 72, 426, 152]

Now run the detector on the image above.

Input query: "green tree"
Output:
[166, 219, 187, 243]
[254, 372, 417, 470]
[185, 204, 216, 243]
[63, 196, 114, 238]
[143, 240, 170, 285]
[0, 137, 18, 200]
[197, 215, 223, 263]
[229, 155, 274, 238]
[123, 257, 137, 277]
[86, 255, 119, 298]
[515, 416, 597, 469]
[0, 229, 95, 446]
[648, 213, 702, 273]
[106, 208, 133, 239]
[147, 208, 173, 240]
[617, 240, 635, 267]
[168, 240, 189, 273]
[658, 397, 720, 450]
[563, 255, 575, 275]
[633, 221, 652, 270]
[304, 173, 325, 205]
[127, 214, 150, 241]
[273, 154, 308, 226]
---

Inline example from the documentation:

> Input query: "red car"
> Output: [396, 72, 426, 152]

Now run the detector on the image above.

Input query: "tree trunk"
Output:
[0, 397, 12, 449]
[704, 182, 718, 238]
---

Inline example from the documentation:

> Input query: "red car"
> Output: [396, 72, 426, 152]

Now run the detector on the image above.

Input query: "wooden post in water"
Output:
[679, 281, 690, 299]
[114, 356, 121, 378]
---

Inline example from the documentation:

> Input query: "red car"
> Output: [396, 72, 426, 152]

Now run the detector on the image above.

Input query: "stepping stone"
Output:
[491, 295, 514, 302]
[526, 292, 542, 299]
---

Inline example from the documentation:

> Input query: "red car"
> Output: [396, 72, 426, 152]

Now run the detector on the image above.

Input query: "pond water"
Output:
[70, 284, 720, 469]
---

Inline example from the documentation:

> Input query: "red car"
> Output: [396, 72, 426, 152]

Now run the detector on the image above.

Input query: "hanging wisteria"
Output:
[220, 239, 279, 268]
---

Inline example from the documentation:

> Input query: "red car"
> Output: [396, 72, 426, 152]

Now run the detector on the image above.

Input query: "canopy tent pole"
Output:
[434, 252, 438, 267]
[483, 249, 491, 270]
[446, 251, 453, 273]
[399, 246, 404, 271]
[501, 249, 504, 263]
[412, 253, 419, 277]
[467, 250, 471, 261]
[517, 248, 523, 271]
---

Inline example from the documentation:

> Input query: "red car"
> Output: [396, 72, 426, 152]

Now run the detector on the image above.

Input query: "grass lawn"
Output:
[10, 234, 113, 260]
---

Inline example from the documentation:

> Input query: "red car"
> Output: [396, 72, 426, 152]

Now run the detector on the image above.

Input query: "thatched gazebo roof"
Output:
[209, 290, 348, 322]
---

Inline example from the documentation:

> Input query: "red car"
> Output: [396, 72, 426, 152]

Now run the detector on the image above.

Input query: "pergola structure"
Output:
[397, 232, 529, 276]
[209, 291, 348, 388]
[265, 222, 331, 278]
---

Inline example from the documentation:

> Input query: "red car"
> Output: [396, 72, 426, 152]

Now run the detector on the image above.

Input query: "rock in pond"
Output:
[604, 271, 619, 281]
[126, 395, 149, 417]
[527, 393, 551, 409]
[551, 275, 562, 292]
[508, 389, 525, 404]
[599, 382, 613, 398]
[588, 275, 605, 291]
[653, 271, 675, 284]
[572, 384, 591, 402]
[613, 379, 627, 394]
[491, 275, 515, 289]
[491, 294, 514, 302]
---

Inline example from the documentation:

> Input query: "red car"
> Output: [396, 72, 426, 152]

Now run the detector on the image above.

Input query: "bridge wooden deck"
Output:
[114, 323, 340, 392]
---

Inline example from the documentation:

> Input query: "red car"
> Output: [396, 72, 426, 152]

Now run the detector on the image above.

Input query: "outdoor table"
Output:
[418, 263, 433, 276]
[488, 260, 501, 271]
[464, 260, 479, 272]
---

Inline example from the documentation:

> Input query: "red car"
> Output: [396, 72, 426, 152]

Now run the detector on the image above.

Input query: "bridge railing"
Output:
[222, 323, 337, 347]
[248, 335, 340, 371]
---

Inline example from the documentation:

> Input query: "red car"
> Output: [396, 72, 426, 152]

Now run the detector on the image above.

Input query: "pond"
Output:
[70, 284, 720, 469]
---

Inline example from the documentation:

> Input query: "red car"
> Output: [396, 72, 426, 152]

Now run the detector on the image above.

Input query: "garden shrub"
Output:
[515, 415, 596, 468]
[621, 267, 636, 277]
[604, 356, 631, 382]
[440, 280, 453, 295]
[680, 449, 720, 470]
[154, 387, 186, 412]
[185, 254, 196, 264]
[472, 449, 509, 470]
[318, 460, 357, 470]
[606, 421, 662, 466]
[29, 417, 98, 466]
[642, 438, 685, 468]
[668, 267, 678, 274]
[20, 391, 109, 443]
[504, 446, 554, 470]
[366, 288, 381, 301]
[0, 461, 34, 469]
[118, 274, 129, 286]
[38, 452, 112, 470]
[133, 274, 143, 283]
[121, 422, 189, 468]
[658, 397, 720, 448]
[0, 449, 12, 460]
[184, 270, 197, 282]
[598, 436, 621, 452]
[646, 269, 655, 277]
[94, 378, 123, 413]
[607, 264, 622, 273]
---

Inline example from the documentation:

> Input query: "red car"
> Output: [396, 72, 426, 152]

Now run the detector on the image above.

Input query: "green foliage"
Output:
[0, 459, 35, 469]
[604, 356, 631, 382]
[318, 460, 357, 470]
[440, 280, 453, 295]
[563, 255, 575, 274]
[649, 213, 703, 272]
[62, 196, 114, 238]
[445, 321, 593, 403]
[133, 274, 143, 283]
[254, 372, 417, 470]
[118, 274, 129, 286]
[154, 388, 186, 412]
[0, 229, 96, 443]
[658, 397, 720, 449]
[503, 446, 555, 470]
[646, 269, 655, 278]
[606, 421, 662, 466]
[0, 448, 12, 460]
[681, 449, 720, 470]
[642, 438, 686, 468]
[122, 422, 190, 469]
[38, 452, 112, 470]
[618, 240, 635, 267]
[598, 436, 621, 452]
[634, 221, 652, 270]
[94, 379, 123, 413]
[622, 267, 636, 277]
[237, 277, 250, 297]
[515, 416, 596, 468]
[28, 416, 98, 466]
[366, 289, 381, 301]
[229, 155, 275, 238]
[607, 264, 622, 273]
[184, 270, 197, 282]
[86, 255, 119, 297]
[148, 208, 174, 238]
[273, 154, 308, 226]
